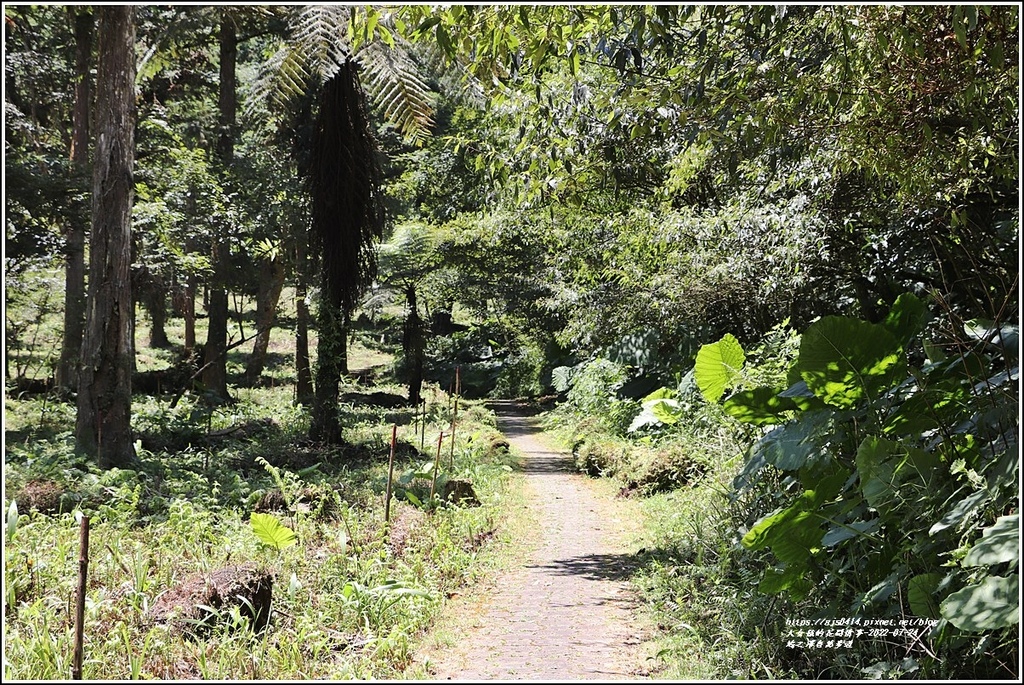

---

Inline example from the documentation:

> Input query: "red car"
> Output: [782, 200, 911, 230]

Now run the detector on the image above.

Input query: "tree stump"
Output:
[441, 479, 479, 506]
[149, 563, 273, 634]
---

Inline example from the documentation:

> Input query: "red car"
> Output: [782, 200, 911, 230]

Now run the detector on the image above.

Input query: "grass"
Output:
[4, 384, 522, 679]
[3, 268, 526, 680]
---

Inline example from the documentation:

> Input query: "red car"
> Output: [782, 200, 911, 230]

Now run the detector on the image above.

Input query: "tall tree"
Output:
[252, 5, 434, 440]
[243, 250, 286, 384]
[307, 61, 387, 442]
[293, 232, 314, 405]
[377, 222, 447, 405]
[201, 15, 237, 402]
[56, 6, 93, 391]
[75, 5, 136, 467]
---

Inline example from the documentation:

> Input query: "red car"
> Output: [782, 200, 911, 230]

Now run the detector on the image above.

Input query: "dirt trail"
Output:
[421, 402, 651, 680]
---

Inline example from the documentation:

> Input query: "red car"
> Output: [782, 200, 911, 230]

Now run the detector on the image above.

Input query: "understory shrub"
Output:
[696, 293, 1019, 679]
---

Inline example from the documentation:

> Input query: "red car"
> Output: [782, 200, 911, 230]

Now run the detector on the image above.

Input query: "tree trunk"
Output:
[294, 239, 313, 405]
[310, 278, 344, 443]
[305, 63, 384, 443]
[145, 273, 170, 348]
[184, 272, 197, 354]
[403, 285, 424, 406]
[75, 5, 136, 468]
[244, 256, 286, 384]
[201, 245, 231, 402]
[201, 18, 237, 403]
[57, 7, 93, 392]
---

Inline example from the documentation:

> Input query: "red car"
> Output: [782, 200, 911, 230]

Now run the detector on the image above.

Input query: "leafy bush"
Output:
[696, 293, 1019, 678]
[493, 337, 545, 399]
[551, 357, 640, 435]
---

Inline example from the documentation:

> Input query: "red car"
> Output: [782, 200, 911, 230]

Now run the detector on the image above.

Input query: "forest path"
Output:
[417, 401, 653, 680]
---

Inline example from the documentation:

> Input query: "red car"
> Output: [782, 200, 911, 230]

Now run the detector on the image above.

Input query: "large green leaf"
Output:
[641, 387, 675, 402]
[882, 292, 930, 344]
[883, 391, 943, 436]
[649, 398, 682, 425]
[908, 573, 943, 618]
[629, 389, 683, 432]
[856, 436, 902, 516]
[694, 333, 745, 404]
[796, 316, 905, 408]
[742, 474, 844, 555]
[964, 515, 1019, 567]
[821, 519, 879, 547]
[940, 574, 1019, 632]
[250, 512, 298, 551]
[753, 409, 832, 471]
[778, 380, 827, 412]
[723, 387, 798, 425]
[769, 511, 822, 565]
[857, 436, 942, 520]
[758, 567, 814, 599]
[930, 488, 990, 536]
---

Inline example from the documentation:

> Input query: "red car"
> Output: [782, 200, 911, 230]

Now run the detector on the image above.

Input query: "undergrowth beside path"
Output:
[4, 380, 517, 679]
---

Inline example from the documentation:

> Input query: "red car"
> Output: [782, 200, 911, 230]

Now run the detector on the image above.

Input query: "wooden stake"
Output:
[419, 399, 426, 451]
[430, 431, 444, 500]
[384, 424, 397, 525]
[72, 515, 90, 680]
[449, 366, 460, 469]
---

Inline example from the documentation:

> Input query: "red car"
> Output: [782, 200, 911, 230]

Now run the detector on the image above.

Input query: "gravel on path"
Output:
[421, 402, 652, 681]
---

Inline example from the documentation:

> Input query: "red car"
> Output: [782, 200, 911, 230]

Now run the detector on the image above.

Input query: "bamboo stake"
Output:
[384, 424, 397, 525]
[430, 431, 444, 500]
[449, 366, 460, 468]
[72, 514, 90, 680]
[419, 399, 426, 451]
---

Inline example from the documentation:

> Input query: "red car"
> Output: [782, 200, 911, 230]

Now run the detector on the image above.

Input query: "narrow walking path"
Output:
[419, 402, 652, 680]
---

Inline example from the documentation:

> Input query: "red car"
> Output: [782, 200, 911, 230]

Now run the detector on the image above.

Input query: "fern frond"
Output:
[356, 40, 434, 145]
[290, 4, 352, 84]
[246, 44, 293, 118]
[378, 221, 443, 283]
[248, 5, 434, 146]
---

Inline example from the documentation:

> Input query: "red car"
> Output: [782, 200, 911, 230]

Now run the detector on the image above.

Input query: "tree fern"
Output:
[249, 5, 433, 145]
[358, 41, 434, 145]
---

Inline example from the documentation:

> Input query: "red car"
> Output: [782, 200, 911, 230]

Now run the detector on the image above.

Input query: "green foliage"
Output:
[941, 575, 1020, 633]
[6, 500, 19, 541]
[556, 358, 639, 435]
[252, 5, 433, 145]
[706, 292, 1018, 676]
[493, 338, 546, 399]
[4, 381, 515, 679]
[796, 317, 906, 409]
[249, 512, 297, 551]
[694, 334, 745, 404]
[629, 387, 683, 433]
[963, 515, 1019, 567]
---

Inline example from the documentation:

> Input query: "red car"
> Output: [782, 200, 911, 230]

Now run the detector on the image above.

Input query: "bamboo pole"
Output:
[449, 366, 460, 468]
[419, 399, 426, 451]
[384, 424, 397, 525]
[72, 515, 90, 680]
[430, 431, 444, 500]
